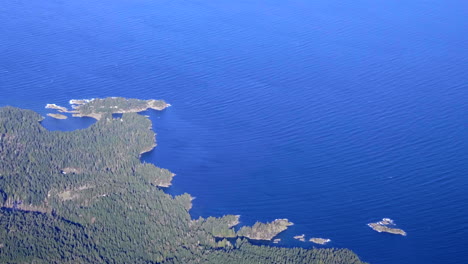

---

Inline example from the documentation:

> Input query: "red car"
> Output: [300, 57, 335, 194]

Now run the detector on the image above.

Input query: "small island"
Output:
[368, 218, 406, 236]
[310, 238, 331, 245]
[237, 219, 294, 241]
[47, 113, 68, 119]
[293, 234, 306, 242]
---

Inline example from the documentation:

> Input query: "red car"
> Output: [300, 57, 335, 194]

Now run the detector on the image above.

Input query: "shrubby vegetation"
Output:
[75, 97, 168, 117]
[192, 215, 240, 238]
[237, 219, 294, 240]
[0, 104, 366, 264]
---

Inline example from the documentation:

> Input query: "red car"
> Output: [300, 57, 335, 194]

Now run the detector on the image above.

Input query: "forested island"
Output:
[0, 97, 367, 263]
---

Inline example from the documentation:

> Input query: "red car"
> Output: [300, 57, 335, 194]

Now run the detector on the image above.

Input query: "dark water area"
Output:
[1, 1, 467, 263]
[40, 115, 96, 131]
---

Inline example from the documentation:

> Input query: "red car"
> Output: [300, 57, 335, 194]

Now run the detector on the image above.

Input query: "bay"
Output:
[1, 1, 467, 263]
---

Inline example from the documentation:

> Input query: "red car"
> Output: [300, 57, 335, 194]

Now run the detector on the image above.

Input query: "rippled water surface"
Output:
[1, 1, 467, 263]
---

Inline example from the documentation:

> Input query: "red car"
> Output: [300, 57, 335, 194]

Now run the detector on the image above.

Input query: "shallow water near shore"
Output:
[1, 0, 467, 263]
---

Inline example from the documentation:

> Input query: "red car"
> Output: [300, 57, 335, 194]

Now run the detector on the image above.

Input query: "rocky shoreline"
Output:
[46, 97, 170, 120]
[368, 218, 406, 236]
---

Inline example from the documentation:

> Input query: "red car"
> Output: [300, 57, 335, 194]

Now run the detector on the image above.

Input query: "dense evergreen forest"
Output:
[0, 101, 367, 264]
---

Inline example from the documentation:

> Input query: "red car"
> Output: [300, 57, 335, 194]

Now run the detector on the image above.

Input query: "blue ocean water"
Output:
[1, 0, 467, 263]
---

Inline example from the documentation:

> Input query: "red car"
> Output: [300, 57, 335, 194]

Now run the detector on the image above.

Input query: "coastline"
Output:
[46, 98, 171, 120]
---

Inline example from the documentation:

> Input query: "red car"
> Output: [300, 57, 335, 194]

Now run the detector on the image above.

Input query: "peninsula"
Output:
[237, 219, 294, 241]
[47, 113, 68, 119]
[45, 97, 170, 120]
[0, 98, 367, 264]
[368, 218, 407, 236]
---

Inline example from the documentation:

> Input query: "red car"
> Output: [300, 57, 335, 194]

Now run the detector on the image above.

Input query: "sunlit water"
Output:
[1, 1, 467, 263]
